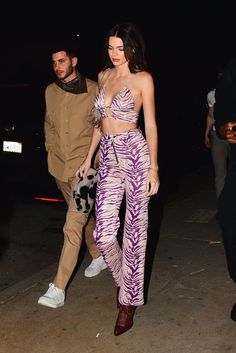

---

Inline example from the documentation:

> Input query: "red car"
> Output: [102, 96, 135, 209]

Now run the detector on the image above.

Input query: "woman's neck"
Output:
[112, 62, 130, 78]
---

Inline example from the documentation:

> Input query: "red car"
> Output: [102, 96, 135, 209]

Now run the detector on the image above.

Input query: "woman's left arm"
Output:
[141, 72, 160, 196]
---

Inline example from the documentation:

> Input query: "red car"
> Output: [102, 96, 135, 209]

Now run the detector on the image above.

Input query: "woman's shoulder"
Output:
[133, 70, 154, 87]
[136, 69, 153, 77]
[98, 68, 111, 85]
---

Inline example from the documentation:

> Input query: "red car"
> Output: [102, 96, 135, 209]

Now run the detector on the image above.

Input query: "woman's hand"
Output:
[75, 159, 91, 178]
[146, 169, 160, 196]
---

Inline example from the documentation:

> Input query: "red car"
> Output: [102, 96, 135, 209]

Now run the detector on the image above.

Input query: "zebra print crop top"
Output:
[93, 85, 139, 123]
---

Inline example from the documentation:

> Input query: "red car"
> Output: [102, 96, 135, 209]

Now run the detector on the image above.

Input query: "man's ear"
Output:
[72, 57, 78, 68]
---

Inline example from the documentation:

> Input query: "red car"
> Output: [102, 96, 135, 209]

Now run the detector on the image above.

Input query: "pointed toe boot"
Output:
[114, 304, 136, 336]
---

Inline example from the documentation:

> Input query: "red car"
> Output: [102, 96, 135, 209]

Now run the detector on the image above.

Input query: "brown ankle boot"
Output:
[114, 304, 136, 336]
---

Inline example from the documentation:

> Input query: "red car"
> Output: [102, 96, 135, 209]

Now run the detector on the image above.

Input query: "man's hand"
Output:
[204, 133, 211, 148]
[219, 122, 236, 143]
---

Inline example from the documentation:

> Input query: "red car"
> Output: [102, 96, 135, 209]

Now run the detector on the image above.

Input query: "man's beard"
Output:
[58, 67, 74, 82]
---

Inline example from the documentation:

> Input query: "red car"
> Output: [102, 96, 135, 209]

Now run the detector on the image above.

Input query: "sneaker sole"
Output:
[38, 299, 65, 309]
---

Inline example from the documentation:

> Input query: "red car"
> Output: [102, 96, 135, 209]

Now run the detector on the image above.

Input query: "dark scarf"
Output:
[55, 72, 88, 94]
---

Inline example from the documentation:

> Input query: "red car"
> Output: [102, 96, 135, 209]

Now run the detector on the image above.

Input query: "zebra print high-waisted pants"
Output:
[94, 128, 150, 306]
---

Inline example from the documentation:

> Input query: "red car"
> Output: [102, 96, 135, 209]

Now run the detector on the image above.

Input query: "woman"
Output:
[78, 22, 160, 336]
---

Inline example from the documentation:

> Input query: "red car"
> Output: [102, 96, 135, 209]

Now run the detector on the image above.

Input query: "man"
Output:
[38, 42, 107, 309]
[214, 58, 236, 321]
[204, 71, 229, 201]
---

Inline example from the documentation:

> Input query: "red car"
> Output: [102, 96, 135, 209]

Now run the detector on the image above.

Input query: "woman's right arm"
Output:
[77, 127, 102, 177]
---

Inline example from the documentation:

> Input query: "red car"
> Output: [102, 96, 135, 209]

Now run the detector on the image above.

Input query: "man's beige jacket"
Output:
[44, 78, 98, 182]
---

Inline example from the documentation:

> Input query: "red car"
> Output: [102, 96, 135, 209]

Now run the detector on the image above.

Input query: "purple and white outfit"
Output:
[93, 85, 151, 306]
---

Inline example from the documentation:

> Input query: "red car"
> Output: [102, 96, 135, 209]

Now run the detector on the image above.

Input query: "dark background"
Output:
[2, 4, 235, 82]
[1, 3, 236, 191]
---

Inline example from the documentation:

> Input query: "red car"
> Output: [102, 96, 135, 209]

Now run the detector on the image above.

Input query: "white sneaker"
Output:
[84, 255, 107, 278]
[38, 283, 65, 308]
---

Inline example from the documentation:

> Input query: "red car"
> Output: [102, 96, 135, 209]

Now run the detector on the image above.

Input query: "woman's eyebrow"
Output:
[108, 45, 124, 49]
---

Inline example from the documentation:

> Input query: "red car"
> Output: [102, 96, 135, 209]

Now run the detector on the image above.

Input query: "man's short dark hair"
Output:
[50, 40, 79, 59]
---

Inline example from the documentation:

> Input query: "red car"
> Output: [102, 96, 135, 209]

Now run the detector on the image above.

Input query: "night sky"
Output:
[1, 3, 235, 180]
[1, 4, 235, 90]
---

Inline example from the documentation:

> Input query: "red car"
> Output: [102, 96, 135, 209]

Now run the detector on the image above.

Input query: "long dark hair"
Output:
[103, 22, 148, 73]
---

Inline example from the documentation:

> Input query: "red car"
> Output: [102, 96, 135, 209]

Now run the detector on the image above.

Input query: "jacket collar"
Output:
[55, 72, 88, 94]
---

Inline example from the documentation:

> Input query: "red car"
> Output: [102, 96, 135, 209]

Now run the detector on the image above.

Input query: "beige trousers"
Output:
[54, 177, 100, 289]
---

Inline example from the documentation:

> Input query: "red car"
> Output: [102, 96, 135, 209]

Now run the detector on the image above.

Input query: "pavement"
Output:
[0, 163, 236, 353]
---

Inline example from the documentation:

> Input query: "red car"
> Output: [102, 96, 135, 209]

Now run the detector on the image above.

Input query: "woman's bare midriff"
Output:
[101, 116, 137, 135]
